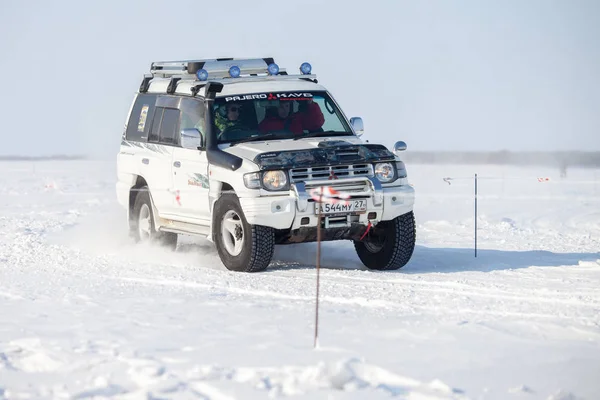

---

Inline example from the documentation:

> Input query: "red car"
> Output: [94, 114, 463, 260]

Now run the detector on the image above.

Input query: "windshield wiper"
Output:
[293, 131, 353, 140]
[228, 133, 285, 146]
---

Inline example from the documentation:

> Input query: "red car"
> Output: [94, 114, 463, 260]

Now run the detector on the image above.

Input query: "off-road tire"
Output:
[213, 194, 275, 272]
[130, 187, 178, 250]
[353, 211, 416, 270]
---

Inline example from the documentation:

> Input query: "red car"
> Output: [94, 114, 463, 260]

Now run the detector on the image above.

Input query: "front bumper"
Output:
[238, 177, 415, 238]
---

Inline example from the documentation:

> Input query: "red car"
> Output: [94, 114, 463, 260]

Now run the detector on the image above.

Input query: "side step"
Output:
[158, 219, 210, 238]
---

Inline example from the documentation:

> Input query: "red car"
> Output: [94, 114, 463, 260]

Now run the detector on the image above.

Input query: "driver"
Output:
[215, 102, 245, 134]
[258, 99, 324, 135]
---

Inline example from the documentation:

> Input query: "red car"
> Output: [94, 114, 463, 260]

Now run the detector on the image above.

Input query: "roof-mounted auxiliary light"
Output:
[229, 65, 241, 78]
[267, 63, 280, 75]
[300, 62, 312, 75]
[149, 58, 318, 84]
[196, 69, 208, 81]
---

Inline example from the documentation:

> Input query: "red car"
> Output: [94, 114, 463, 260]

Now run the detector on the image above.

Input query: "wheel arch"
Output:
[208, 181, 237, 241]
[129, 175, 162, 232]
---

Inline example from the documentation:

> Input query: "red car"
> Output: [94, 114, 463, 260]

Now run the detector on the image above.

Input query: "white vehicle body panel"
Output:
[142, 144, 176, 216]
[118, 141, 175, 215]
[170, 147, 210, 225]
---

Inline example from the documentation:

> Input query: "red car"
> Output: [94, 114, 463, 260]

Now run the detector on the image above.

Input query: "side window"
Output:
[159, 108, 180, 145]
[180, 98, 205, 147]
[181, 111, 204, 133]
[148, 107, 163, 143]
[125, 94, 157, 142]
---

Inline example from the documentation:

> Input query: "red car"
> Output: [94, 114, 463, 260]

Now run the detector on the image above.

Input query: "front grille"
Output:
[289, 164, 373, 183]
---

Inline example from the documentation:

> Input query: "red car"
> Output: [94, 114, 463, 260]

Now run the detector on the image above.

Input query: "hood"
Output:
[220, 136, 395, 170]
[221, 136, 360, 160]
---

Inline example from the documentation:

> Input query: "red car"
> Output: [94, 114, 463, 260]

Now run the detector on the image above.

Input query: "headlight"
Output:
[374, 162, 395, 182]
[243, 172, 261, 189]
[262, 170, 288, 191]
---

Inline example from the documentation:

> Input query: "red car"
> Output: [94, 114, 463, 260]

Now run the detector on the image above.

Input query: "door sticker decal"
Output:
[188, 173, 209, 189]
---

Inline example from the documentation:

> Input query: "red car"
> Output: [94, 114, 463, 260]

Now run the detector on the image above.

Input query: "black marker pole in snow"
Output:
[314, 187, 323, 349]
[475, 173, 478, 258]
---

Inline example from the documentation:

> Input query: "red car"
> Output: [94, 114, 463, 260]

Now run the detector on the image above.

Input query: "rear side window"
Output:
[149, 108, 163, 143]
[159, 108, 180, 145]
[126, 94, 157, 142]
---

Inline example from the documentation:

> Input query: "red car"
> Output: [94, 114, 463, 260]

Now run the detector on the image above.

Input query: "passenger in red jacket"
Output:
[258, 100, 325, 135]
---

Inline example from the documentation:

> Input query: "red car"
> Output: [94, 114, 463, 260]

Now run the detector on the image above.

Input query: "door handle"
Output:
[173, 161, 181, 168]
[142, 158, 149, 165]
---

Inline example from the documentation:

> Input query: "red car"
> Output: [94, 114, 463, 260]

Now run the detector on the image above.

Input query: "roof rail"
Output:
[150, 57, 280, 79]
[191, 74, 318, 86]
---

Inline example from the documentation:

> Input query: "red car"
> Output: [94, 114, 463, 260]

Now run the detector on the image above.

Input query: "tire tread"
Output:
[246, 225, 275, 272]
[354, 211, 416, 270]
[383, 211, 416, 270]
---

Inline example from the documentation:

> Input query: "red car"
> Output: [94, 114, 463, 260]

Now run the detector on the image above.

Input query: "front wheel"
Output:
[353, 211, 416, 270]
[213, 194, 275, 272]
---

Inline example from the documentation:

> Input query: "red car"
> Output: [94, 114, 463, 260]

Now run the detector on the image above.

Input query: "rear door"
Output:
[143, 98, 181, 216]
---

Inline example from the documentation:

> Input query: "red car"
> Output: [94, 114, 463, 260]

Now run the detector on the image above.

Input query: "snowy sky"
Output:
[1, 0, 599, 157]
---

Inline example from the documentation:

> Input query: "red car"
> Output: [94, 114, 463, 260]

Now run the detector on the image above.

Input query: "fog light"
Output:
[368, 212, 377, 220]
[301, 217, 310, 225]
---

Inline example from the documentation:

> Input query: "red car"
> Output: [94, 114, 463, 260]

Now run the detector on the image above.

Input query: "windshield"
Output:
[213, 91, 353, 145]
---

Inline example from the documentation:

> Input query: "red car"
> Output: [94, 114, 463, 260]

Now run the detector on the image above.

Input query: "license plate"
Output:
[317, 200, 367, 214]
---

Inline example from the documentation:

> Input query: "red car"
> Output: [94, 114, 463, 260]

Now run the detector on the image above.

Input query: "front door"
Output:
[171, 147, 211, 225]
[168, 97, 211, 225]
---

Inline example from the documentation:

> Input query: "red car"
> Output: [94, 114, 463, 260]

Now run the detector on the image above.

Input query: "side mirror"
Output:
[349, 117, 364, 137]
[393, 141, 407, 155]
[181, 128, 203, 150]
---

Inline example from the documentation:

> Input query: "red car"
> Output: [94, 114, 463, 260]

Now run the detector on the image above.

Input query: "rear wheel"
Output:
[353, 211, 416, 270]
[130, 187, 177, 250]
[213, 194, 275, 272]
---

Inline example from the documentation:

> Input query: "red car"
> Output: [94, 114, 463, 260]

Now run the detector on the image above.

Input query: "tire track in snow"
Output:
[19, 230, 596, 328]
[265, 268, 600, 307]
[93, 273, 599, 326]
[4, 218, 598, 329]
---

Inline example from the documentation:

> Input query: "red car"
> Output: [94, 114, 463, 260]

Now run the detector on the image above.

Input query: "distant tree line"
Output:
[401, 151, 600, 168]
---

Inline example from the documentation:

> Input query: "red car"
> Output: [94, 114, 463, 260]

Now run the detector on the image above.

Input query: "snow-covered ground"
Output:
[1, 160, 599, 400]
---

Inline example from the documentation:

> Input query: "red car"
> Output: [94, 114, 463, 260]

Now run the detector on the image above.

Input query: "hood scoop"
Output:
[335, 147, 360, 160]
[318, 140, 361, 160]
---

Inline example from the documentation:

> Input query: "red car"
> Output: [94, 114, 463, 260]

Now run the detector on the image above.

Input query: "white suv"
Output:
[116, 58, 416, 272]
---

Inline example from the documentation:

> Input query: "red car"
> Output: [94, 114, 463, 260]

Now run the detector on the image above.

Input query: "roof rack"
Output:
[150, 57, 281, 79]
[147, 57, 317, 83]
